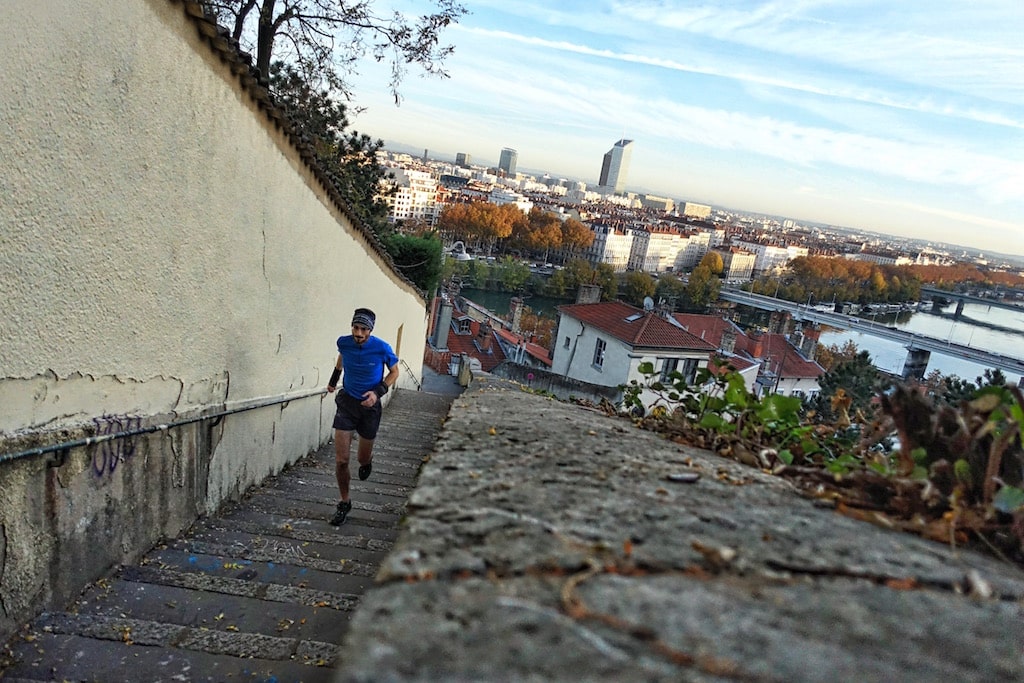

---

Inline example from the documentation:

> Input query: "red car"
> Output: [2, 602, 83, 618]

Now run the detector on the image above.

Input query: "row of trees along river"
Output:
[745, 255, 1024, 384]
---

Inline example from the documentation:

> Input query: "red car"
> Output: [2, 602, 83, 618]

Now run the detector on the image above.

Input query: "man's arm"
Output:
[361, 360, 400, 407]
[382, 361, 399, 390]
[327, 353, 343, 393]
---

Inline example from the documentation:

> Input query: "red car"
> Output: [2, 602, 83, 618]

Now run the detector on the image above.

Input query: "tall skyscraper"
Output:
[455, 152, 472, 167]
[498, 147, 518, 176]
[598, 139, 633, 193]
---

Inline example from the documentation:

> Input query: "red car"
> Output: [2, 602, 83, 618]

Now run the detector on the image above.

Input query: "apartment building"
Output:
[733, 240, 809, 275]
[715, 247, 757, 281]
[682, 202, 712, 219]
[628, 224, 683, 272]
[384, 167, 441, 226]
[673, 230, 712, 271]
[581, 222, 634, 270]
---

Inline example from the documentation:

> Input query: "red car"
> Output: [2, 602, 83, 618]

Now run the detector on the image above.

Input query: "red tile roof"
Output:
[494, 328, 553, 367]
[445, 320, 506, 372]
[672, 314, 823, 380]
[709, 354, 759, 374]
[672, 314, 736, 347]
[558, 302, 716, 352]
[745, 333, 822, 379]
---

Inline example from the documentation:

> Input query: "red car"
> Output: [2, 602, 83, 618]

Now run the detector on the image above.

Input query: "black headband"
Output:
[352, 312, 375, 330]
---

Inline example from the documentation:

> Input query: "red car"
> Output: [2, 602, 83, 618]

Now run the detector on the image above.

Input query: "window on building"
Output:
[564, 336, 571, 349]
[458, 319, 471, 334]
[661, 357, 698, 384]
[660, 358, 679, 382]
[680, 358, 699, 384]
[593, 338, 606, 369]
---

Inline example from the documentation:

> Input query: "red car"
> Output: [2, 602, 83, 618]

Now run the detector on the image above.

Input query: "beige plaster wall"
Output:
[0, 0, 427, 639]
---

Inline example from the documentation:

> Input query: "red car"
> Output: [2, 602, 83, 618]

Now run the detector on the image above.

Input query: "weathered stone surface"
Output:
[338, 376, 1024, 682]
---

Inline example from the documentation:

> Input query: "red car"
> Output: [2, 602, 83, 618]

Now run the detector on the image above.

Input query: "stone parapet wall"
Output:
[490, 362, 621, 406]
[336, 376, 1024, 681]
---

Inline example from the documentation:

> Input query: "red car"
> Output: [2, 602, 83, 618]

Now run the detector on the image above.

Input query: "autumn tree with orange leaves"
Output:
[509, 207, 562, 261]
[560, 217, 594, 259]
[437, 201, 525, 255]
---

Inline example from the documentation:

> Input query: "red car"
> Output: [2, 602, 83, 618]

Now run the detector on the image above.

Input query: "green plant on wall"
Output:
[622, 359, 1024, 563]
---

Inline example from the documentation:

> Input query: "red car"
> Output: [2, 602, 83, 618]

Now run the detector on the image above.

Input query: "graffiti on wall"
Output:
[91, 414, 141, 478]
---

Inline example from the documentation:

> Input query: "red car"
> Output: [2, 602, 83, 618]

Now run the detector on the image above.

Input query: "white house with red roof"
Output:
[550, 301, 716, 408]
[742, 330, 824, 398]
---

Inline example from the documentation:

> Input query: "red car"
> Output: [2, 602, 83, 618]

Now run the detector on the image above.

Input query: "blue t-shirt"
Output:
[336, 335, 399, 400]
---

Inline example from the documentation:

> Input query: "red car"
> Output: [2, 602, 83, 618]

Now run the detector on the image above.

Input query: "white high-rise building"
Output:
[598, 139, 633, 194]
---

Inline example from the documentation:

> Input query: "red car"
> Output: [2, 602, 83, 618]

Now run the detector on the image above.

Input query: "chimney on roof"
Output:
[749, 331, 765, 358]
[721, 328, 736, 355]
[576, 284, 601, 304]
[478, 322, 493, 352]
[800, 324, 821, 359]
[433, 297, 453, 351]
[510, 296, 524, 334]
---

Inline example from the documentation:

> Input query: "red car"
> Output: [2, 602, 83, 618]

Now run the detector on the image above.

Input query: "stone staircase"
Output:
[1, 389, 456, 683]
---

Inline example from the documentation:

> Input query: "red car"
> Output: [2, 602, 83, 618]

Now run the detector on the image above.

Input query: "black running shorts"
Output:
[333, 391, 383, 439]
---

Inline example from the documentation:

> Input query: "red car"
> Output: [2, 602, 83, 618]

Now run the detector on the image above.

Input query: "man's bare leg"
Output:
[330, 428, 356, 525]
[335, 428, 354, 501]
[357, 438, 375, 480]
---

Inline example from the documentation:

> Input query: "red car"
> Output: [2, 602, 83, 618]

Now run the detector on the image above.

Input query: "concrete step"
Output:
[0, 388, 455, 682]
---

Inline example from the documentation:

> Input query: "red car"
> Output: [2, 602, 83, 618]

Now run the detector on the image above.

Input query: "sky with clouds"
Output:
[345, 0, 1024, 258]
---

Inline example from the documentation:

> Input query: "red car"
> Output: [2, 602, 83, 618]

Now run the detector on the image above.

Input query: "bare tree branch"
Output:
[201, 0, 466, 101]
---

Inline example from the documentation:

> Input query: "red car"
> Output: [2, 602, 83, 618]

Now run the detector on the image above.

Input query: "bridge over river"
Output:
[920, 286, 1024, 318]
[720, 288, 1024, 378]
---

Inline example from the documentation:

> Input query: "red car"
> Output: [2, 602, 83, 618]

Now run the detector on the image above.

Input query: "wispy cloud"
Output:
[616, 1, 1024, 101]
[440, 29, 1024, 203]
[458, 26, 1024, 130]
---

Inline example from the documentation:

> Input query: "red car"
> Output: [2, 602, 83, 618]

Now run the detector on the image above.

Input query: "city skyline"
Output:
[344, 1, 1024, 258]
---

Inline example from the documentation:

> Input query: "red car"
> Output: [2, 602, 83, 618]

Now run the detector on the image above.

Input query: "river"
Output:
[459, 288, 569, 319]
[818, 300, 1024, 384]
